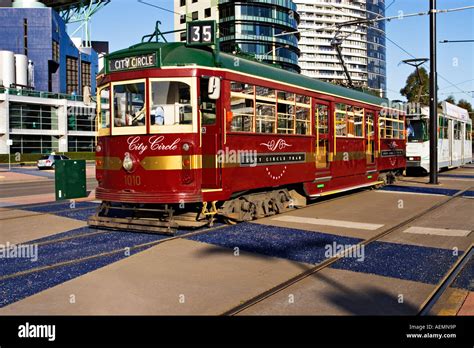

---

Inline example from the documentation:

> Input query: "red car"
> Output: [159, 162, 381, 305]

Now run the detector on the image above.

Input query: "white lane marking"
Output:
[272, 216, 384, 231]
[403, 226, 471, 237]
[437, 177, 474, 181]
[375, 190, 443, 197]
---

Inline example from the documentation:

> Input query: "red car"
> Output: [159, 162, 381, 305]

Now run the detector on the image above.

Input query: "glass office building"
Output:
[219, 0, 301, 73]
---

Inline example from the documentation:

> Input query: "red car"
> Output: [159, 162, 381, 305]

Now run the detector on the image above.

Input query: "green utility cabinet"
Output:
[55, 160, 87, 201]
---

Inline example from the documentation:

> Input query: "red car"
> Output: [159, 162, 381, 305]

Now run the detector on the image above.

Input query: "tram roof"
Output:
[106, 42, 388, 107]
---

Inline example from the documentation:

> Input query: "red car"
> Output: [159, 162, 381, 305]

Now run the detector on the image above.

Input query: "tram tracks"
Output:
[2, 183, 469, 315]
[221, 185, 473, 316]
[419, 244, 473, 316]
[0, 188, 371, 282]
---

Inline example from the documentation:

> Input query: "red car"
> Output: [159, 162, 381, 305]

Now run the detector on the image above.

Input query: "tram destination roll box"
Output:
[55, 160, 87, 201]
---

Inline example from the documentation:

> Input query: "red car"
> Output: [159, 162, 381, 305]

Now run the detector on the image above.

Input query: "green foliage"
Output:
[400, 67, 430, 105]
[444, 95, 456, 104]
[457, 99, 473, 113]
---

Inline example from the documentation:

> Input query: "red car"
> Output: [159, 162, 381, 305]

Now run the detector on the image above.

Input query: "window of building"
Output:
[192, 0, 197, 2]
[180, 32, 187, 41]
[23, 18, 28, 56]
[66, 56, 79, 95]
[68, 106, 95, 132]
[180, 0, 185, 6]
[52, 40, 60, 62]
[180, 14, 186, 24]
[10, 135, 59, 154]
[68, 136, 96, 152]
[205, 7, 211, 18]
[192, 11, 198, 20]
[467, 124, 472, 140]
[9, 103, 58, 131]
[81, 61, 91, 90]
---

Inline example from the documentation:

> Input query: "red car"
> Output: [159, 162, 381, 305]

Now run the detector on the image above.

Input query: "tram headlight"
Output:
[123, 152, 135, 172]
[182, 143, 190, 152]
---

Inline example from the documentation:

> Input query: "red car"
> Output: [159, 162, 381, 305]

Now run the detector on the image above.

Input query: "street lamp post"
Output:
[256, 45, 289, 62]
[429, 0, 438, 185]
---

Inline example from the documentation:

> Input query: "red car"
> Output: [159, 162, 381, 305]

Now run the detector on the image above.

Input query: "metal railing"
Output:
[0, 87, 84, 102]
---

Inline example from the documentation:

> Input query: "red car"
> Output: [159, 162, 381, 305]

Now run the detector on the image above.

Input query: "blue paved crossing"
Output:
[380, 185, 460, 196]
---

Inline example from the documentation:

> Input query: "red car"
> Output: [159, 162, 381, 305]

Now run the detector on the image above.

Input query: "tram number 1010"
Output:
[124, 175, 141, 186]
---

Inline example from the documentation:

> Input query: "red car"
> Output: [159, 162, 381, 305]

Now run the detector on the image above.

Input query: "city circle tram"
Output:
[88, 22, 406, 234]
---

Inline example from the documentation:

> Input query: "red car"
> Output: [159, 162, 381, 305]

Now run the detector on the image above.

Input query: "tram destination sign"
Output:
[186, 20, 217, 47]
[109, 53, 157, 72]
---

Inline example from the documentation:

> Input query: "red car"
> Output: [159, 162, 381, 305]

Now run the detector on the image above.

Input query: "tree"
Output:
[457, 99, 474, 123]
[444, 95, 456, 104]
[457, 99, 473, 113]
[400, 67, 430, 105]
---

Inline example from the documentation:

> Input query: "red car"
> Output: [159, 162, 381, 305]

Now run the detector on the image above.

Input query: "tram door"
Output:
[200, 78, 222, 189]
[448, 119, 454, 167]
[365, 111, 376, 171]
[315, 102, 331, 173]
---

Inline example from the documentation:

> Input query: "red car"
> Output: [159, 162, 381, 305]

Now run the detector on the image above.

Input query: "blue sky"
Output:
[81, 0, 474, 103]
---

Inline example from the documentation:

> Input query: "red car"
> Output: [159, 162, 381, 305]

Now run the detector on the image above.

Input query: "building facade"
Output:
[0, 90, 96, 154]
[0, 3, 99, 155]
[174, 0, 301, 73]
[295, 0, 386, 96]
[0, 6, 98, 94]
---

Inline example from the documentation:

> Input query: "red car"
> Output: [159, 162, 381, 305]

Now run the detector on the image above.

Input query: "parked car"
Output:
[37, 154, 70, 170]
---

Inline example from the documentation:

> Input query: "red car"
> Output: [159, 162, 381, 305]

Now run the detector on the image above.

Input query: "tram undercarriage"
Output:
[87, 189, 307, 235]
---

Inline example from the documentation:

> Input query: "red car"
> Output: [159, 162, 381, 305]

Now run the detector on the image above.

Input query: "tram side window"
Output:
[335, 103, 347, 136]
[295, 94, 311, 135]
[150, 81, 192, 126]
[317, 104, 329, 135]
[439, 116, 448, 139]
[200, 78, 216, 125]
[256, 86, 276, 134]
[379, 110, 405, 139]
[277, 92, 295, 134]
[99, 86, 110, 130]
[113, 82, 146, 127]
[454, 121, 461, 140]
[230, 82, 254, 132]
[335, 103, 363, 137]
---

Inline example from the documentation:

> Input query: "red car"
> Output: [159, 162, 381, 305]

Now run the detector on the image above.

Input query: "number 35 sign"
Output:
[186, 20, 217, 47]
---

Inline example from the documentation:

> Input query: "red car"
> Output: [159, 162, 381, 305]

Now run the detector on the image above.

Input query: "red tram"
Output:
[89, 31, 406, 234]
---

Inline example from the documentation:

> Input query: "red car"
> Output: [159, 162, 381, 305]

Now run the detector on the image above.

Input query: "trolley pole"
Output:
[429, 0, 438, 184]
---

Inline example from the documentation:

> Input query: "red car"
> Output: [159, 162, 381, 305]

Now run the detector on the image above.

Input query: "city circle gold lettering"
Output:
[111, 54, 155, 71]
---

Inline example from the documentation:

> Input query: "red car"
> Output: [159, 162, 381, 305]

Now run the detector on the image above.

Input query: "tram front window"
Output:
[407, 119, 428, 142]
[113, 82, 146, 127]
[150, 81, 192, 127]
